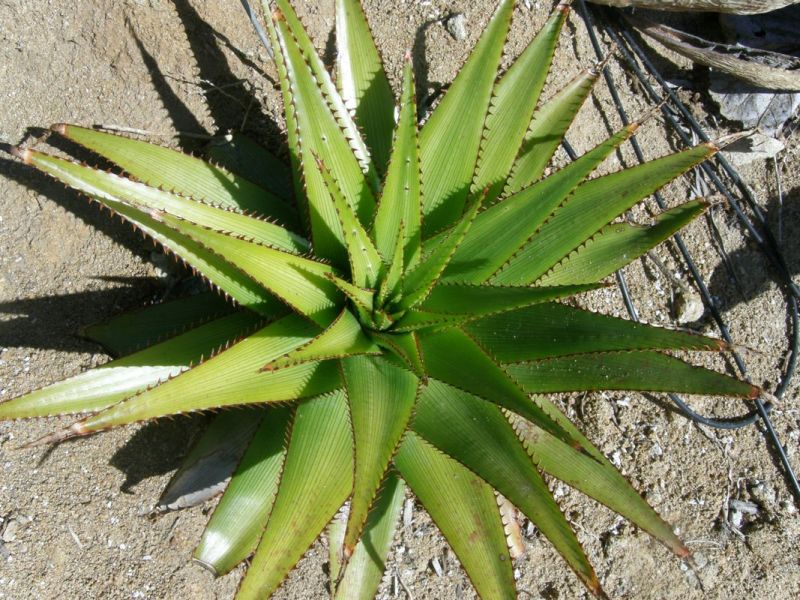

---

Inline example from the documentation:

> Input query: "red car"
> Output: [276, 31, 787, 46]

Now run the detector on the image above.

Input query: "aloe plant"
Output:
[2, 0, 760, 598]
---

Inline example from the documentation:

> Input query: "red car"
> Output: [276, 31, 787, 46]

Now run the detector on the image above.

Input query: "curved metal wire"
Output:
[574, 0, 800, 501]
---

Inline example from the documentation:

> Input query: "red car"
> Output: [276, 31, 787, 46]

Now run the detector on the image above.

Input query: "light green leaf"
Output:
[370, 331, 425, 378]
[341, 356, 417, 553]
[207, 132, 294, 202]
[413, 379, 601, 595]
[57, 315, 341, 437]
[194, 406, 292, 575]
[0, 311, 261, 420]
[237, 391, 353, 600]
[54, 124, 296, 224]
[376, 220, 406, 308]
[505, 66, 599, 195]
[22, 151, 283, 316]
[465, 302, 726, 363]
[473, 4, 569, 202]
[313, 156, 383, 288]
[538, 200, 708, 285]
[335, 0, 395, 174]
[156, 214, 342, 327]
[442, 124, 638, 284]
[493, 143, 717, 284]
[394, 433, 516, 600]
[267, 6, 377, 265]
[262, 309, 379, 371]
[420, 0, 514, 234]
[331, 472, 405, 600]
[506, 351, 759, 397]
[81, 292, 236, 357]
[400, 193, 484, 309]
[373, 60, 422, 267]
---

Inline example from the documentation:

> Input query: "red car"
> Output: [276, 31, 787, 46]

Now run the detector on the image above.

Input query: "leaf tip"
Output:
[557, 1, 572, 14]
[50, 122, 68, 136]
[18, 421, 87, 449]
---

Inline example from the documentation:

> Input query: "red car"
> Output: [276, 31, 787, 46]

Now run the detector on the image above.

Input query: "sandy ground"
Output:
[0, 0, 799, 599]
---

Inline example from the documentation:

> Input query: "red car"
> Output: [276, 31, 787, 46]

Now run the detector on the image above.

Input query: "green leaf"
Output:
[391, 309, 471, 334]
[418, 282, 604, 316]
[57, 315, 342, 437]
[442, 124, 638, 284]
[506, 351, 760, 397]
[207, 133, 294, 202]
[420, 0, 514, 235]
[376, 220, 406, 308]
[399, 193, 484, 310]
[508, 402, 688, 556]
[373, 60, 422, 268]
[341, 356, 417, 553]
[473, 4, 569, 202]
[493, 143, 717, 284]
[505, 66, 599, 195]
[335, 0, 395, 174]
[331, 472, 405, 600]
[418, 327, 580, 447]
[465, 302, 726, 363]
[22, 151, 285, 316]
[267, 7, 377, 265]
[273, 0, 378, 184]
[25, 150, 308, 253]
[54, 124, 296, 223]
[155, 214, 342, 327]
[237, 391, 353, 600]
[413, 379, 601, 595]
[394, 433, 516, 600]
[538, 200, 708, 285]
[194, 406, 292, 575]
[81, 292, 236, 357]
[158, 408, 264, 512]
[0, 311, 261, 420]
[261, 309, 379, 371]
[370, 331, 425, 378]
[313, 156, 383, 288]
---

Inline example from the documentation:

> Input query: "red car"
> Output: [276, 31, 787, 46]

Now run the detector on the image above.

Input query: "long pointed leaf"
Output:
[341, 356, 417, 553]
[54, 124, 296, 223]
[370, 331, 425, 378]
[465, 302, 726, 363]
[539, 200, 708, 285]
[493, 143, 717, 284]
[314, 156, 383, 288]
[394, 433, 516, 599]
[506, 350, 759, 397]
[55, 315, 341, 438]
[473, 4, 569, 201]
[267, 7, 377, 265]
[194, 406, 292, 575]
[420, 0, 514, 234]
[236, 391, 353, 600]
[442, 124, 638, 284]
[0, 311, 260, 420]
[335, 0, 395, 174]
[413, 379, 601, 595]
[373, 60, 422, 268]
[505, 66, 599, 195]
[330, 472, 405, 600]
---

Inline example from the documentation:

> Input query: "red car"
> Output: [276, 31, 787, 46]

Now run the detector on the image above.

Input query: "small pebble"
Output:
[445, 13, 467, 41]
